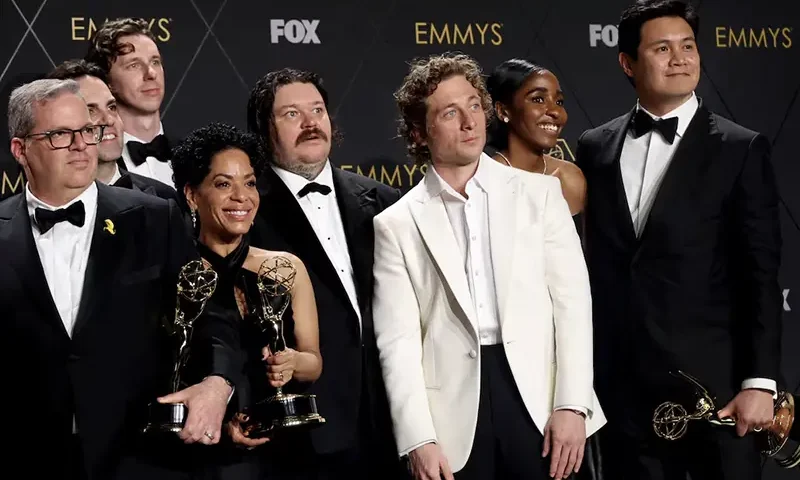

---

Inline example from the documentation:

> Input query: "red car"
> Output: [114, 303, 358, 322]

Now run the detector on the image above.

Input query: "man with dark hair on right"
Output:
[86, 18, 174, 188]
[47, 59, 176, 201]
[576, 1, 783, 479]
[245, 68, 404, 479]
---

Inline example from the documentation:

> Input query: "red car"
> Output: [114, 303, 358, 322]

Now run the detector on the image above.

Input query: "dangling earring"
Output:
[191, 210, 197, 229]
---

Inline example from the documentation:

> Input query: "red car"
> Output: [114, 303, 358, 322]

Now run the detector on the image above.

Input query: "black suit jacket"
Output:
[576, 104, 783, 418]
[0, 183, 240, 479]
[113, 170, 178, 203]
[249, 165, 402, 458]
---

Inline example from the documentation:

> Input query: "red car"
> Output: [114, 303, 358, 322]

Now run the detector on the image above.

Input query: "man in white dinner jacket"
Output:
[372, 52, 606, 480]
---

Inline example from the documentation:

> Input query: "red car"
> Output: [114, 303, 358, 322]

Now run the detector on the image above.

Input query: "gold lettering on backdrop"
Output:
[71, 17, 172, 42]
[1, 171, 24, 196]
[415, 23, 503, 45]
[715, 27, 792, 48]
[338, 164, 427, 188]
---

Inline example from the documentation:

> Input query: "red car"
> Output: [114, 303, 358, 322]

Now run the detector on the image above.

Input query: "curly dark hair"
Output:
[171, 122, 264, 210]
[85, 18, 158, 75]
[47, 59, 108, 83]
[394, 52, 493, 166]
[246, 68, 341, 163]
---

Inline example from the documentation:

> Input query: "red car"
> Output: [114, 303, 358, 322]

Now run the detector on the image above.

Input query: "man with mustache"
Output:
[246, 68, 405, 479]
[47, 59, 176, 201]
[86, 18, 175, 188]
[576, 1, 783, 479]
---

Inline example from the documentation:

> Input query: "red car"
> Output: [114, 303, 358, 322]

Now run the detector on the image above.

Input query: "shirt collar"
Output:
[26, 181, 99, 223]
[426, 152, 492, 201]
[108, 163, 122, 185]
[271, 159, 334, 199]
[637, 92, 699, 139]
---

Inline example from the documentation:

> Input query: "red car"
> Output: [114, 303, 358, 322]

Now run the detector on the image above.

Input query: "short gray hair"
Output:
[7, 78, 82, 139]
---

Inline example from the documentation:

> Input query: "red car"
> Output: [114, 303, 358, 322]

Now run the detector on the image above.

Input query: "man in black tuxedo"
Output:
[0, 78, 240, 479]
[575, 1, 782, 479]
[86, 18, 174, 188]
[246, 68, 405, 479]
[47, 59, 177, 202]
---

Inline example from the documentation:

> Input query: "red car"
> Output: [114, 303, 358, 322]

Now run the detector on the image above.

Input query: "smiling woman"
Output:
[171, 122, 323, 474]
[487, 59, 587, 216]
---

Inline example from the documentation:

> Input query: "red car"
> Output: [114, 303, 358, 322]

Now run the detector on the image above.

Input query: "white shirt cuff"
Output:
[399, 439, 437, 458]
[742, 378, 777, 397]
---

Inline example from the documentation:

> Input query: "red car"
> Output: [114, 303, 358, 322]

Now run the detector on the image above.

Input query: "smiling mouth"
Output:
[223, 209, 251, 219]
[538, 123, 560, 133]
[101, 133, 117, 142]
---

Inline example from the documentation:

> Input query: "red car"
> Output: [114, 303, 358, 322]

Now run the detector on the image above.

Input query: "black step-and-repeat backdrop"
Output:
[1, 1, 797, 475]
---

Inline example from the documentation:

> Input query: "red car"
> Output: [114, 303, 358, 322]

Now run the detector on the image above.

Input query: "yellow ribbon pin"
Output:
[103, 219, 116, 235]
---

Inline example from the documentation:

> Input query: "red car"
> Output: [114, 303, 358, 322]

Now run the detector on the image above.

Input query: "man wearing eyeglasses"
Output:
[0, 78, 241, 479]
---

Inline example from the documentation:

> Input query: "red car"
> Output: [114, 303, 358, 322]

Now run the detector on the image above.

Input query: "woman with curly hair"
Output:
[171, 122, 322, 479]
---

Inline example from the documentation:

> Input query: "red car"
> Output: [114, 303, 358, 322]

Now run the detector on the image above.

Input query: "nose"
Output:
[230, 183, 247, 201]
[144, 63, 157, 80]
[460, 108, 477, 130]
[301, 112, 318, 129]
[70, 131, 88, 151]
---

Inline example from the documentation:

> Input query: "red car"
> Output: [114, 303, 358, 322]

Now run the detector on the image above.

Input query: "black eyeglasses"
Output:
[24, 125, 106, 150]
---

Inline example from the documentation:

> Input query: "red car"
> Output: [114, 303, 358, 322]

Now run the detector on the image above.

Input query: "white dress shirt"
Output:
[108, 163, 122, 185]
[427, 160, 501, 345]
[620, 92, 776, 395]
[120, 122, 175, 189]
[271, 161, 362, 331]
[26, 183, 98, 338]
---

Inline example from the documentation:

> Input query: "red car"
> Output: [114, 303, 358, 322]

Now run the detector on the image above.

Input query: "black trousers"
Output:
[455, 345, 557, 480]
[599, 406, 763, 480]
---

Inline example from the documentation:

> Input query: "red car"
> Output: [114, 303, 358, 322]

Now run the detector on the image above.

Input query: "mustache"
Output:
[296, 128, 328, 145]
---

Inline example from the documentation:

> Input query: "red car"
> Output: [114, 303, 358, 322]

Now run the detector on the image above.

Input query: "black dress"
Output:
[195, 235, 313, 480]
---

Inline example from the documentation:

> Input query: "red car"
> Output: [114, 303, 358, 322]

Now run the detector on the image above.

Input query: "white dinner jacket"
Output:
[371, 154, 606, 472]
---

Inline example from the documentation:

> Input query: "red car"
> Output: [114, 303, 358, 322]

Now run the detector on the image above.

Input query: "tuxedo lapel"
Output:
[1, 196, 66, 338]
[332, 169, 375, 315]
[638, 105, 720, 245]
[409, 190, 478, 339]
[72, 183, 125, 339]
[259, 168, 357, 319]
[604, 109, 639, 246]
[484, 161, 517, 326]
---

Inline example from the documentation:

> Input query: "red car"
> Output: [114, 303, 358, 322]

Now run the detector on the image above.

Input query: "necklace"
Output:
[497, 152, 547, 175]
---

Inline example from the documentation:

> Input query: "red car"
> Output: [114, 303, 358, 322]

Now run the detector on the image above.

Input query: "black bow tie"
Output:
[630, 108, 679, 144]
[298, 182, 332, 197]
[35, 201, 85, 234]
[127, 134, 171, 166]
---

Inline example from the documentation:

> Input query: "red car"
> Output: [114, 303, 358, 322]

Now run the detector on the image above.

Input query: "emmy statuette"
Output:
[143, 260, 218, 434]
[653, 371, 799, 469]
[240, 256, 325, 439]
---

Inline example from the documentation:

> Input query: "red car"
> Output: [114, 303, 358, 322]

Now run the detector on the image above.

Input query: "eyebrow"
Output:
[276, 101, 325, 111]
[212, 172, 255, 179]
[440, 94, 480, 111]
[643, 35, 696, 48]
[525, 87, 564, 96]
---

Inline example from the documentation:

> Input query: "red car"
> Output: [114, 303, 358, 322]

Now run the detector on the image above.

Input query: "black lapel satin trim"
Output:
[72, 183, 124, 339]
[257, 168, 355, 316]
[638, 105, 721, 245]
[331, 168, 375, 317]
[2, 195, 66, 337]
[605, 108, 638, 246]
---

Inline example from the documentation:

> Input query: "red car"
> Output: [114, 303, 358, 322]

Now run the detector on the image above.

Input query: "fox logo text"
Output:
[270, 19, 321, 44]
[589, 24, 618, 47]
